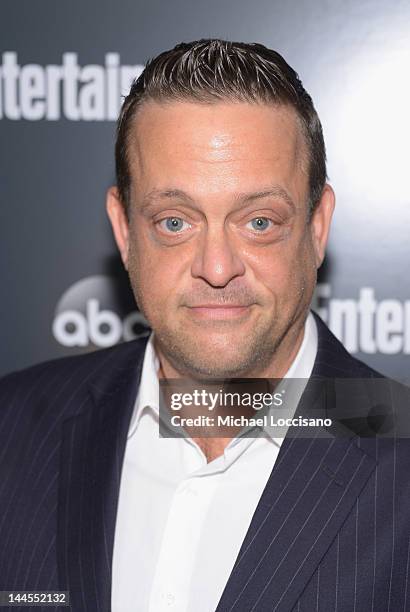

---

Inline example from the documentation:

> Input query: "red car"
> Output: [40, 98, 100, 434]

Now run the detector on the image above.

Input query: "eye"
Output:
[247, 217, 273, 231]
[158, 217, 191, 233]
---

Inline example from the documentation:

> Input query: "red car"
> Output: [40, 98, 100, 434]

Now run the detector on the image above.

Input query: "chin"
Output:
[154, 316, 279, 378]
[178, 359, 252, 380]
[174, 343, 265, 379]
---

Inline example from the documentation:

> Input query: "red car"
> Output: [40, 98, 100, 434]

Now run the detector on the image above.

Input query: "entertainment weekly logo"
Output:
[0, 52, 143, 121]
[52, 275, 410, 355]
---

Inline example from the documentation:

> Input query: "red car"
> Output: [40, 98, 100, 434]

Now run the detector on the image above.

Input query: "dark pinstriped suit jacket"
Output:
[0, 311, 409, 611]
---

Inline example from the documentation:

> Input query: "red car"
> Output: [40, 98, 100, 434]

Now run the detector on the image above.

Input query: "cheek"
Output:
[246, 236, 316, 302]
[288, 239, 317, 302]
[127, 230, 188, 310]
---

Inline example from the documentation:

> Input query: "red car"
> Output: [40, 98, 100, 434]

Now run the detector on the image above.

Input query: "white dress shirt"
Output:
[112, 312, 318, 612]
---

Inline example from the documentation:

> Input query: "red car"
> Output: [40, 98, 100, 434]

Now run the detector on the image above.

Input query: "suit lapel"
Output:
[215, 433, 376, 612]
[216, 313, 378, 612]
[57, 338, 148, 612]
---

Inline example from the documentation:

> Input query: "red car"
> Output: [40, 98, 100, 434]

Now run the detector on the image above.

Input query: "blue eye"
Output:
[248, 217, 272, 231]
[161, 217, 189, 232]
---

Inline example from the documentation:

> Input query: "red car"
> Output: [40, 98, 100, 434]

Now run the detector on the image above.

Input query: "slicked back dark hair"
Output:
[115, 39, 327, 217]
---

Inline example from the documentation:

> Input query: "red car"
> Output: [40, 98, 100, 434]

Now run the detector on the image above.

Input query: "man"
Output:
[0, 39, 409, 611]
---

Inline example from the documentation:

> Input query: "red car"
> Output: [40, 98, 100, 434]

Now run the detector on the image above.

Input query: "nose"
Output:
[190, 225, 246, 287]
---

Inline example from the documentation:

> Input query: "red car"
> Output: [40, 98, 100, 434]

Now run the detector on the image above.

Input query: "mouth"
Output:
[184, 304, 253, 320]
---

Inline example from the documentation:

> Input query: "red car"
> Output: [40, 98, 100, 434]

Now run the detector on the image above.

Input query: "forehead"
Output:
[127, 100, 309, 206]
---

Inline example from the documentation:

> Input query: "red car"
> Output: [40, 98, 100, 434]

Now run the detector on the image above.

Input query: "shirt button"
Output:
[178, 482, 198, 496]
[160, 592, 175, 607]
[186, 484, 198, 496]
[166, 593, 175, 606]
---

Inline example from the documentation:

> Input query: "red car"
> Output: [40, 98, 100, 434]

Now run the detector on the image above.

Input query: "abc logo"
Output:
[52, 275, 150, 349]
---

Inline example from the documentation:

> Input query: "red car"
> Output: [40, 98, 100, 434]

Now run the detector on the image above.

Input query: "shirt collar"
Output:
[267, 310, 318, 446]
[127, 311, 318, 442]
[127, 332, 160, 438]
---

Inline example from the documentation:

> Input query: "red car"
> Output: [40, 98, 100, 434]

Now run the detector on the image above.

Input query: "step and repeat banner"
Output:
[1, 0, 409, 382]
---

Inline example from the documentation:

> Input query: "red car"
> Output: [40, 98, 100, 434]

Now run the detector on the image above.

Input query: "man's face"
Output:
[107, 100, 334, 378]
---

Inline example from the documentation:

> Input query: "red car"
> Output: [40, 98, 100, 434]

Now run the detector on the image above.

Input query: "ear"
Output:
[106, 186, 130, 270]
[310, 183, 335, 268]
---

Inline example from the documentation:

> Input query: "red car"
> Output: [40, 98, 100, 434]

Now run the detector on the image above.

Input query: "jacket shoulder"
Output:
[0, 336, 149, 421]
[311, 311, 386, 379]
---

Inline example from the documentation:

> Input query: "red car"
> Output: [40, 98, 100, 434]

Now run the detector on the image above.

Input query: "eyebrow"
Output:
[140, 185, 296, 213]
